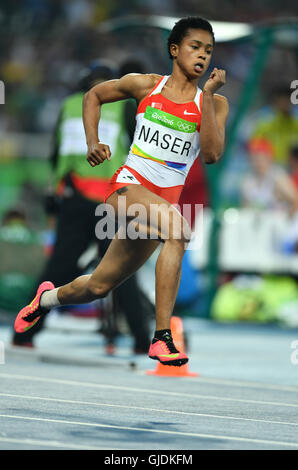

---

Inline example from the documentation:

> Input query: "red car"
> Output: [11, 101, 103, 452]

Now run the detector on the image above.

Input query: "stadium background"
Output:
[0, 0, 298, 332]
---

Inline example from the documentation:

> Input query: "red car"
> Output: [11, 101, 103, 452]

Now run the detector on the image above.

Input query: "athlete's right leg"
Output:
[104, 185, 191, 366]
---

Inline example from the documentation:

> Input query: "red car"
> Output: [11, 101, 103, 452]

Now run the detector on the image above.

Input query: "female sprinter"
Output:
[15, 17, 228, 367]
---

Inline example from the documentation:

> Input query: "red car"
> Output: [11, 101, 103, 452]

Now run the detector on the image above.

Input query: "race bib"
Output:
[132, 106, 198, 166]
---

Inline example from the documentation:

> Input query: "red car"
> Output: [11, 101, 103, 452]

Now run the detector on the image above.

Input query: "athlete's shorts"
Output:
[104, 165, 183, 205]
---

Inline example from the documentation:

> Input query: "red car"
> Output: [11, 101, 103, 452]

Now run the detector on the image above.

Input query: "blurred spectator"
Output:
[2, 209, 27, 227]
[251, 86, 298, 166]
[241, 138, 298, 214]
[0, 208, 45, 315]
[289, 145, 298, 189]
[178, 159, 209, 228]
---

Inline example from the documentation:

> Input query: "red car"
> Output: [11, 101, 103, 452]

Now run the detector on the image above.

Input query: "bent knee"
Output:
[166, 236, 189, 252]
[85, 279, 110, 299]
[169, 218, 192, 245]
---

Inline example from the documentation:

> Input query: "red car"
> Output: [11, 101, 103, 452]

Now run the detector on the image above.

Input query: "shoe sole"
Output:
[149, 355, 189, 367]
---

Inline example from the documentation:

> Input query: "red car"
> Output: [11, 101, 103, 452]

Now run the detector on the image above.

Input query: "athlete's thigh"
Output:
[90, 228, 160, 289]
[107, 184, 190, 242]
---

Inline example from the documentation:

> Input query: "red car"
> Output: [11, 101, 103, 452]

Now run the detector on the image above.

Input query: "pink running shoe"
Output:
[148, 336, 189, 366]
[14, 281, 55, 334]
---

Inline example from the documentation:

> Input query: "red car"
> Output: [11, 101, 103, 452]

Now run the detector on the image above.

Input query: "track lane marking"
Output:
[1, 373, 298, 409]
[0, 413, 298, 448]
[177, 376, 298, 393]
[1, 392, 298, 427]
[0, 436, 117, 450]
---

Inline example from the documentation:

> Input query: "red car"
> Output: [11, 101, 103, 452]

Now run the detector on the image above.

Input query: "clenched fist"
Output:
[203, 68, 226, 95]
[87, 142, 111, 167]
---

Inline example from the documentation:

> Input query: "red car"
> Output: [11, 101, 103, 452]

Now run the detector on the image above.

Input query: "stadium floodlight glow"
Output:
[97, 15, 253, 43]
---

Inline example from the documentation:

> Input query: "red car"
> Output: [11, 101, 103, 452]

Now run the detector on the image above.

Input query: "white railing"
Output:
[189, 208, 298, 274]
[0, 133, 51, 159]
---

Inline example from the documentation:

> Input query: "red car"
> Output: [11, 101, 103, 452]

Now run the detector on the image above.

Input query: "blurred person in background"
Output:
[251, 86, 298, 167]
[0, 208, 47, 313]
[12, 59, 153, 354]
[241, 137, 298, 214]
[283, 144, 298, 254]
[289, 144, 298, 189]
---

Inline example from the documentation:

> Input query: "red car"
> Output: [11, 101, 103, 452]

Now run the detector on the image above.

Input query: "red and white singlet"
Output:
[105, 75, 203, 205]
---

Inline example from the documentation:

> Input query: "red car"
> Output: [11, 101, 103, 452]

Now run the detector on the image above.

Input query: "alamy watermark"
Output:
[94, 198, 204, 250]
[290, 80, 298, 105]
[0, 80, 4, 104]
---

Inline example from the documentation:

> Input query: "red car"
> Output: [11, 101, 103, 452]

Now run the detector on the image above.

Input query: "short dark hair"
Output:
[167, 17, 215, 60]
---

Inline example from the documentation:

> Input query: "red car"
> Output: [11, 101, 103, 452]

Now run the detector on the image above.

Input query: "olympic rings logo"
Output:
[177, 121, 194, 132]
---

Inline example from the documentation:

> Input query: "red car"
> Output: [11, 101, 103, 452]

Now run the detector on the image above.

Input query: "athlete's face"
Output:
[171, 28, 214, 79]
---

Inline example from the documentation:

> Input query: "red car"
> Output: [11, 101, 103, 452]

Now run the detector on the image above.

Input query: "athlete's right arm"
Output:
[83, 74, 159, 167]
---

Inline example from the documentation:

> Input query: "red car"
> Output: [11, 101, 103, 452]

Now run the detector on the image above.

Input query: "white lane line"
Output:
[183, 376, 298, 393]
[0, 413, 297, 448]
[0, 436, 117, 450]
[1, 392, 298, 428]
[1, 373, 298, 409]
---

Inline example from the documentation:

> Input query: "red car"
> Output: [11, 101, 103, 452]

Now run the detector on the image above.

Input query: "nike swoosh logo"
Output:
[159, 353, 180, 358]
[184, 110, 197, 116]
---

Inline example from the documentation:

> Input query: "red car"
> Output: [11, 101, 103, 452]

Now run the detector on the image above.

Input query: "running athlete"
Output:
[15, 17, 229, 367]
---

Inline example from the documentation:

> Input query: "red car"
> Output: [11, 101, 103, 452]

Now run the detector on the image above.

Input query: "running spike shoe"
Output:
[14, 281, 55, 333]
[148, 336, 189, 366]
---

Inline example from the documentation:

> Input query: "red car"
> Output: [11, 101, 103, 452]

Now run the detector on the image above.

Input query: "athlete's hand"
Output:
[203, 68, 226, 95]
[87, 142, 111, 167]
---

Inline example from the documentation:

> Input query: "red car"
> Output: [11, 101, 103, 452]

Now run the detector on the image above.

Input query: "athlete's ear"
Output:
[170, 43, 179, 59]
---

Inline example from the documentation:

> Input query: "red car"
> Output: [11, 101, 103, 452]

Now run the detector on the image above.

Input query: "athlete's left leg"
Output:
[56, 230, 160, 305]
[14, 230, 159, 334]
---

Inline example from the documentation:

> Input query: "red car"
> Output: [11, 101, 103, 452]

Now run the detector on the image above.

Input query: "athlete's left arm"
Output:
[200, 68, 229, 164]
